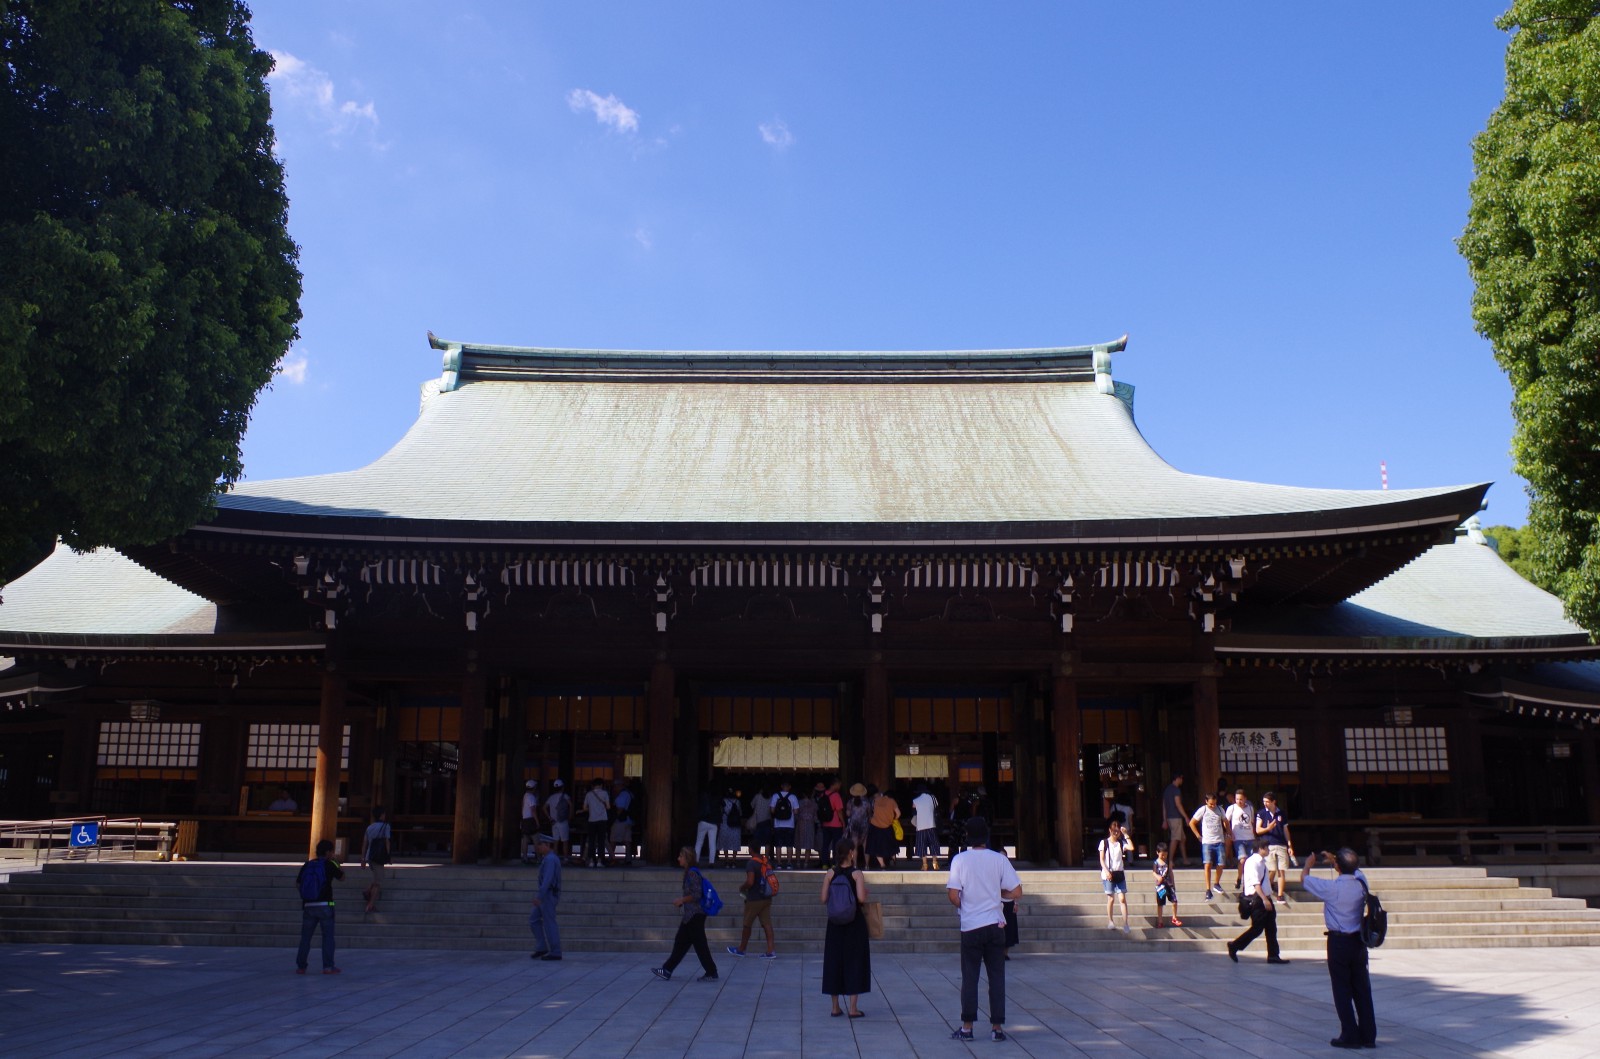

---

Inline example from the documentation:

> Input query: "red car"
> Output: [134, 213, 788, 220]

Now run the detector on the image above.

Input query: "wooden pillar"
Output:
[453, 672, 486, 865]
[1581, 728, 1600, 827]
[196, 715, 242, 816]
[863, 654, 890, 792]
[1052, 658, 1082, 866]
[1301, 696, 1348, 820]
[1010, 679, 1047, 863]
[496, 677, 525, 863]
[1451, 707, 1490, 820]
[838, 680, 865, 787]
[310, 673, 345, 858]
[646, 656, 676, 864]
[57, 713, 97, 816]
[1193, 675, 1220, 811]
[372, 692, 397, 821]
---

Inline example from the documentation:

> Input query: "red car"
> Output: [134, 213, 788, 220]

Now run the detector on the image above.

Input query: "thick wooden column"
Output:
[310, 672, 345, 858]
[863, 654, 890, 791]
[1052, 658, 1082, 866]
[646, 656, 676, 864]
[453, 672, 486, 865]
[196, 715, 243, 817]
[496, 677, 525, 862]
[1193, 674, 1220, 808]
[1301, 696, 1347, 820]
[1010, 679, 1048, 863]
[1450, 708, 1490, 821]
[1581, 728, 1600, 827]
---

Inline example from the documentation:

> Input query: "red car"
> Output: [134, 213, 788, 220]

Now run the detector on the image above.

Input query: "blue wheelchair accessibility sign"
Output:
[70, 823, 100, 848]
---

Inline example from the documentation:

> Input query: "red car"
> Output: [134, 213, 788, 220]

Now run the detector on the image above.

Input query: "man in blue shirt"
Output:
[1300, 849, 1376, 1049]
[528, 833, 563, 961]
[1254, 791, 1294, 902]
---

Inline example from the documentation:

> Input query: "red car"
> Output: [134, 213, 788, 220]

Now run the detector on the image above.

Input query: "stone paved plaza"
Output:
[2, 941, 1597, 1058]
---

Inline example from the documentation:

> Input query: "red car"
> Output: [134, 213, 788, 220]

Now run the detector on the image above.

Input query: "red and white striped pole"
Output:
[1380, 461, 1388, 491]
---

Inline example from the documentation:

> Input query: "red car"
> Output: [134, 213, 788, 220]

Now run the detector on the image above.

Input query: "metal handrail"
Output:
[0, 816, 178, 865]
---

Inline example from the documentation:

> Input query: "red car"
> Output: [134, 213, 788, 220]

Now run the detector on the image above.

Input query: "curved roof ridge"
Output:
[427, 332, 1129, 390]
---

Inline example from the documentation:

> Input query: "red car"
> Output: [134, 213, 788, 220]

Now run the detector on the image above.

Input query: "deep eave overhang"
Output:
[189, 483, 1485, 550]
[1216, 634, 1600, 662]
[0, 630, 326, 659]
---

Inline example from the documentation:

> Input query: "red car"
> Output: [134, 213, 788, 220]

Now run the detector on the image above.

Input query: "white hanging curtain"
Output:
[894, 754, 950, 779]
[712, 736, 839, 770]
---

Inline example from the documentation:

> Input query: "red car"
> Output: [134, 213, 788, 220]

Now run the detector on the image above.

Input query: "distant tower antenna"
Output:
[1380, 460, 1388, 491]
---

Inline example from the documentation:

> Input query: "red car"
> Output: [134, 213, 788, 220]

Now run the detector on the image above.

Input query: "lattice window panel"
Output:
[1343, 726, 1448, 772]
[247, 724, 351, 770]
[1219, 728, 1298, 772]
[97, 722, 201, 768]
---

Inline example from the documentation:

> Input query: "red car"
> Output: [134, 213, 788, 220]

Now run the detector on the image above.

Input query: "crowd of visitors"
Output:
[297, 773, 1382, 1051]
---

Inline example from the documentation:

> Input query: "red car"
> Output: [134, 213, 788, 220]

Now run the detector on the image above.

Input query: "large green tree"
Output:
[1460, 2, 1600, 636]
[0, 0, 300, 582]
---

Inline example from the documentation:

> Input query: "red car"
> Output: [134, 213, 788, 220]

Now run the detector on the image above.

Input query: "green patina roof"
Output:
[0, 544, 214, 636]
[216, 335, 1484, 539]
[1223, 526, 1595, 654]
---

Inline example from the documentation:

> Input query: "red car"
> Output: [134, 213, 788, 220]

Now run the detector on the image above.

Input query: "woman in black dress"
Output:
[820, 835, 870, 1017]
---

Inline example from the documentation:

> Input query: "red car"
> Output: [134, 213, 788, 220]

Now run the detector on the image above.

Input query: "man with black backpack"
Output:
[294, 839, 345, 975]
[1301, 849, 1379, 1049]
[770, 781, 800, 869]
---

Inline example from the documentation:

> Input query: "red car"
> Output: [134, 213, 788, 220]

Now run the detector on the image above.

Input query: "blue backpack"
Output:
[297, 858, 325, 902]
[826, 870, 858, 925]
[691, 868, 723, 916]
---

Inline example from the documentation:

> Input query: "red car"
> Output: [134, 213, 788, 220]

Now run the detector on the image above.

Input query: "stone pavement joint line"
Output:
[0, 944, 1595, 1058]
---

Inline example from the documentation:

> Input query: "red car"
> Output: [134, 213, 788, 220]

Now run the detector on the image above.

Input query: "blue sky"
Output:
[244, 2, 1528, 524]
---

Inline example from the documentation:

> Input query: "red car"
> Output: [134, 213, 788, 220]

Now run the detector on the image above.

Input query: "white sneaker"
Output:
[1107, 920, 1117, 930]
[1122, 924, 1131, 935]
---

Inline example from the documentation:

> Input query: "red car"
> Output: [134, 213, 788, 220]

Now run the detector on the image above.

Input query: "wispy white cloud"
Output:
[268, 51, 380, 143]
[277, 350, 309, 385]
[758, 117, 794, 150]
[567, 88, 640, 133]
[633, 227, 653, 251]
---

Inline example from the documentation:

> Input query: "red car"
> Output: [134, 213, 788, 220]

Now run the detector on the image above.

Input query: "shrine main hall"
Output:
[2, 335, 1597, 864]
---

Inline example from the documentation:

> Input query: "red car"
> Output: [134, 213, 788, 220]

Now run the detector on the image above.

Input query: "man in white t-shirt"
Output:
[1223, 789, 1256, 891]
[912, 784, 940, 871]
[1188, 791, 1229, 900]
[581, 779, 611, 867]
[1228, 837, 1288, 965]
[945, 816, 1022, 1044]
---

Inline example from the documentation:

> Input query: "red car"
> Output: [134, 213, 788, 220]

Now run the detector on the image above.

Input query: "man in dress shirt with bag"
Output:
[1301, 849, 1378, 1049]
[945, 816, 1022, 1043]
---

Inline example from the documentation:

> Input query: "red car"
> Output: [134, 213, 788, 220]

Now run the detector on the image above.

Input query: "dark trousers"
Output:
[663, 913, 716, 976]
[296, 905, 335, 970]
[959, 923, 1007, 1026]
[1327, 932, 1377, 1046]
[586, 821, 609, 864]
[819, 827, 844, 866]
[1232, 898, 1279, 959]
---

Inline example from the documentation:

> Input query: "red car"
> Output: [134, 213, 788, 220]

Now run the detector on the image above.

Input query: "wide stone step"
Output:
[6, 862, 1598, 953]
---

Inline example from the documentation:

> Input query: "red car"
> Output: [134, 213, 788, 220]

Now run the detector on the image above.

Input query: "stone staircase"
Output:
[2, 862, 1598, 954]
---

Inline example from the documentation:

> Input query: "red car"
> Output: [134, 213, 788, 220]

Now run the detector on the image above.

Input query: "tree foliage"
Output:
[0, 0, 300, 582]
[1460, 2, 1600, 637]
[1483, 524, 1549, 587]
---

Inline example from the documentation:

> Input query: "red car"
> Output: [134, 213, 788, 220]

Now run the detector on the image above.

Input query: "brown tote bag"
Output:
[862, 899, 885, 940]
